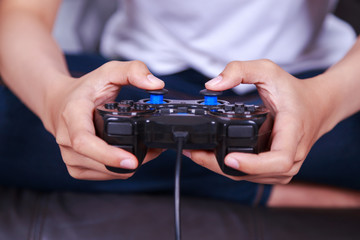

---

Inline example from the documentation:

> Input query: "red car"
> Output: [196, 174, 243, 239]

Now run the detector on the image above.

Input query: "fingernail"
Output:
[182, 150, 192, 158]
[147, 74, 164, 84]
[225, 157, 240, 169]
[205, 75, 223, 87]
[120, 159, 137, 169]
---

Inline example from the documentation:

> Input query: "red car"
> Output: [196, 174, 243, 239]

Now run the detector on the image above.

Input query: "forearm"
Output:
[0, 2, 69, 123]
[309, 36, 360, 134]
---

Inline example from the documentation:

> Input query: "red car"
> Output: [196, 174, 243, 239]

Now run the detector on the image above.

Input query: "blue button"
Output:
[204, 95, 218, 105]
[149, 94, 164, 104]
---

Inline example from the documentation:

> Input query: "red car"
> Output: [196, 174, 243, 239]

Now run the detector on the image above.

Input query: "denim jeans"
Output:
[0, 54, 359, 207]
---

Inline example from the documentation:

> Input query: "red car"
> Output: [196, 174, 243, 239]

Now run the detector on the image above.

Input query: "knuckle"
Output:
[55, 134, 68, 146]
[54, 125, 71, 147]
[278, 156, 294, 173]
[130, 60, 146, 67]
[102, 60, 120, 71]
[71, 133, 87, 152]
[99, 61, 125, 79]
[258, 59, 280, 77]
[279, 177, 293, 185]
[295, 146, 308, 163]
[60, 106, 70, 122]
[227, 60, 241, 68]
[128, 60, 147, 72]
[259, 59, 276, 69]
[126, 60, 149, 83]
[66, 166, 84, 180]
[61, 101, 78, 122]
[287, 167, 300, 177]
[225, 61, 242, 72]
[61, 155, 77, 168]
[60, 150, 78, 168]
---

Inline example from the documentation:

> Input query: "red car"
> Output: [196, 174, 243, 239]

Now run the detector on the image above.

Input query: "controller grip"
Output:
[215, 148, 247, 176]
[105, 166, 137, 174]
[215, 139, 258, 177]
[105, 145, 147, 174]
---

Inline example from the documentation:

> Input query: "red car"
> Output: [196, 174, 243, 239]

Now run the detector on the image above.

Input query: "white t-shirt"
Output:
[100, 0, 356, 92]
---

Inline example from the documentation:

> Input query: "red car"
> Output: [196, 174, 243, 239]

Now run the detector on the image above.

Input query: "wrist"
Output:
[40, 74, 74, 134]
[305, 73, 347, 138]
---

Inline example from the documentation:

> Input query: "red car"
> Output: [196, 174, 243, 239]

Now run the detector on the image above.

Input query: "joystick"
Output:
[95, 88, 272, 176]
[199, 89, 222, 105]
[147, 89, 168, 104]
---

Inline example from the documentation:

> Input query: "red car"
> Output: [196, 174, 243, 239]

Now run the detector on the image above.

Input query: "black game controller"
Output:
[94, 89, 272, 176]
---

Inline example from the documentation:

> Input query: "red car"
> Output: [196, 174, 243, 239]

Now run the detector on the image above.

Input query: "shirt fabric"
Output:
[100, 0, 356, 93]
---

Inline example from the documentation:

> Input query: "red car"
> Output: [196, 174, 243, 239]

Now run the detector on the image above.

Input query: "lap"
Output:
[0, 55, 269, 205]
[295, 112, 360, 190]
[1, 55, 358, 206]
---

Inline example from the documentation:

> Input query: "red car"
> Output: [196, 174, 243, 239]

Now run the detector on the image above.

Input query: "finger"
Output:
[205, 60, 273, 90]
[143, 148, 164, 164]
[240, 175, 293, 185]
[71, 130, 139, 170]
[96, 60, 165, 90]
[187, 148, 301, 184]
[66, 166, 133, 180]
[188, 150, 296, 184]
[62, 100, 139, 170]
[225, 113, 301, 175]
[189, 150, 233, 176]
[60, 145, 133, 175]
[205, 59, 290, 91]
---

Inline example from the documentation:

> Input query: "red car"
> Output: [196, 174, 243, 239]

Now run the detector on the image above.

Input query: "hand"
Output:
[43, 61, 164, 180]
[185, 60, 333, 184]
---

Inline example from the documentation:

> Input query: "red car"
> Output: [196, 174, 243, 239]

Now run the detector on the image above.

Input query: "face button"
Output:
[234, 102, 245, 113]
[194, 108, 206, 115]
[117, 104, 131, 112]
[177, 106, 188, 113]
[120, 100, 134, 106]
[245, 104, 255, 112]
[224, 104, 235, 112]
[135, 103, 147, 110]
[105, 103, 118, 110]
[159, 108, 172, 114]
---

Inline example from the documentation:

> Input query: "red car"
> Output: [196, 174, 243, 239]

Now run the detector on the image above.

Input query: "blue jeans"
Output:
[0, 55, 359, 206]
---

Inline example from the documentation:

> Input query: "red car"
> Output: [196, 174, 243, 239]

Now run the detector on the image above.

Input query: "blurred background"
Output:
[53, 0, 360, 55]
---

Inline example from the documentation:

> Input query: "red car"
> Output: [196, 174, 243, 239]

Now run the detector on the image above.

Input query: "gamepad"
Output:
[94, 89, 272, 176]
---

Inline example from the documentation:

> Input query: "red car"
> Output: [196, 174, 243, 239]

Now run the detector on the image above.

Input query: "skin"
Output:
[0, 0, 359, 206]
[188, 38, 360, 185]
[0, 0, 164, 180]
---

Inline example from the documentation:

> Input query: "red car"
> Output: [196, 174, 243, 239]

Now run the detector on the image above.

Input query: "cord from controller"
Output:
[172, 131, 188, 240]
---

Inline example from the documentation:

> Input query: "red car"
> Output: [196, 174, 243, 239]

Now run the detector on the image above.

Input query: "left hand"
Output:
[184, 60, 334, 184]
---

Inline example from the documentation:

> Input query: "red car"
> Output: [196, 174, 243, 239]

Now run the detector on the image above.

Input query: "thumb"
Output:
[98, 60, 165, 90]
[205, 59, 281, 91]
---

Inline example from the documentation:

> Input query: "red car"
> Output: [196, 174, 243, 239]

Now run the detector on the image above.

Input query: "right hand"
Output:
[187, 60, 335, 184]
[43, 60, 164, 180]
